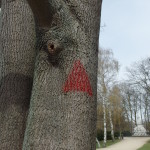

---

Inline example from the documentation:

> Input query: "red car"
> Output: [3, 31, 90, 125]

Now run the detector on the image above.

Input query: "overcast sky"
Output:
[99, 0, 150, 80]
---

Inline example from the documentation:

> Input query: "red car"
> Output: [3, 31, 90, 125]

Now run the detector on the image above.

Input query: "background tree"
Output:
[126, 57, 150, 132]
[109, 85, 123, 138]
[120, 83, 136, 133]
[97, 48, 119, 146]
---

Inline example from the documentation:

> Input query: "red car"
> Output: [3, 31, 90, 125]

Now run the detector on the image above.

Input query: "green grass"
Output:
[137, 140, 150, 150]
[96, 139, 121, 149]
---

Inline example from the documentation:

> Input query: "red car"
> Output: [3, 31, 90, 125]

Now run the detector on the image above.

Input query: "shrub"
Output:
[97, 130, 120, 141]
[122, 131, 132, 137]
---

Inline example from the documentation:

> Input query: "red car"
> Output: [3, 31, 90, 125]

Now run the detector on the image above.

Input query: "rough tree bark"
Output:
[0, 0, 36, 149]
[23, 0, 102, 149]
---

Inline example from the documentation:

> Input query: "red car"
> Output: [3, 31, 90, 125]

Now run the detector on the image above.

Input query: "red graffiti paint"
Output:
[63, 60, 93, 96]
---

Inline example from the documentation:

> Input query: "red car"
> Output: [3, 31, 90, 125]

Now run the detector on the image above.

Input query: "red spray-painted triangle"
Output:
[63, 60, 93, 96]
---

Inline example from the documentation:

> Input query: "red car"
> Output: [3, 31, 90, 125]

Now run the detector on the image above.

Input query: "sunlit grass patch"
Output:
[137, 140, 150, 150]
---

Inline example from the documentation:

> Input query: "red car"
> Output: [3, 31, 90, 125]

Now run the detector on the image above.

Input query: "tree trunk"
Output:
[96, 138, 100, 148]
[133, 97, 137, 126]
[108, 105, 114, 142]
[0, 0, 36, 149]
[134, 111, 137, 126]
[118, 115, 122, 139]
[103, 97, 107, 147]
[23, 0, 102, 149]
[127, 95, 133, 133]
[122, 99, 130, 129]
[139, 97, 143, 124]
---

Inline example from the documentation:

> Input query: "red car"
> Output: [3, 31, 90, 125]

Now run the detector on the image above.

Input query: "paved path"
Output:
[97, 137, 150, 150]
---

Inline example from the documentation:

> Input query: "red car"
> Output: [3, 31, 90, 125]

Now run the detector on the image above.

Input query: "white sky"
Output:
[99, 0, 150, 80]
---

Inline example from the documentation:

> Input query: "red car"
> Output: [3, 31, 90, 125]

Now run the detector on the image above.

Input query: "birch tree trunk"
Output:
[103, 97, 107, 147]
[0, 0, 35, 149]
[23, 0, 102, 149]
[108, 103, 114, 142]
[96, 138, 100, 148]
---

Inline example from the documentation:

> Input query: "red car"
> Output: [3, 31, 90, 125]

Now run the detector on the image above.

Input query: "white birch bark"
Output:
[96, 138, 100, 148]
[106, 93, 115, 142]
[108, 101, 115, 141]
[103, 96, 107, 147]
